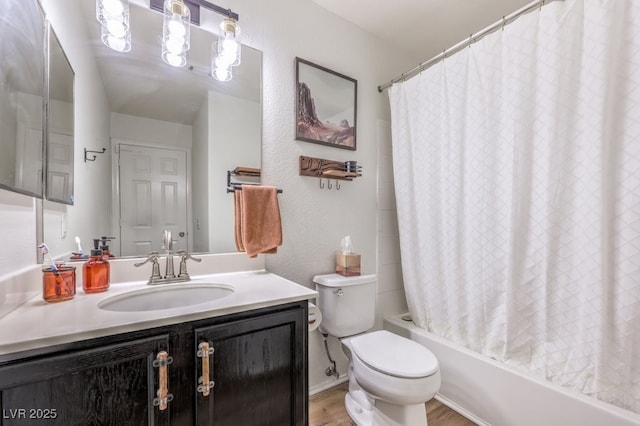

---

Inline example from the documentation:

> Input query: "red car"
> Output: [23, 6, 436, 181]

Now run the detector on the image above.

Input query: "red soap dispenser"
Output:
[99, 236, 116, 260]
[83, 239, 110, 293]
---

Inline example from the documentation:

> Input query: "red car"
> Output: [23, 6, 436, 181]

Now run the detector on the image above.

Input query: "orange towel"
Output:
[234, 191, 244, 252]
[237, 185, 282, 257]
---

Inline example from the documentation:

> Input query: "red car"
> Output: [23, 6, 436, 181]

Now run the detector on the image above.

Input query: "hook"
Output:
[84, 147, 106, 162]
[327, 180, 332, 190]
[319, 178, 324, 189]
[336, 180, 341, 190]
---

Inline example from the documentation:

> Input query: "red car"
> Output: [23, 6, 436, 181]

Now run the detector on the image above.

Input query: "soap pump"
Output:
[83, 239, 110, 293]
[99, 236, 116, 259]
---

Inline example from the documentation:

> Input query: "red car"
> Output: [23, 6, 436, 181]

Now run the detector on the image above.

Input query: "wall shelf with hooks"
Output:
[299, 156, 362, 181]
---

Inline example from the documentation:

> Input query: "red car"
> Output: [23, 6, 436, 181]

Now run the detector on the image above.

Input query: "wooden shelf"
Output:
[299, 156, 362, 181]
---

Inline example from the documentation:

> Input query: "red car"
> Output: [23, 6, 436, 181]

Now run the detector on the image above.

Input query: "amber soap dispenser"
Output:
[83, 239, 110, 293]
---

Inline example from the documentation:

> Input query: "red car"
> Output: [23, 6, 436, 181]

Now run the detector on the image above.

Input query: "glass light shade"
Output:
[101, 24, 131, 52]
[217, 18, 241, 67]
[211, 40, 230, 68]
[212, 66, 232, 82]
[162, 50, 187, 68]
[162, 0, 190, 59]
[96, 0, 129, 28]
[106, 18, 127, 38]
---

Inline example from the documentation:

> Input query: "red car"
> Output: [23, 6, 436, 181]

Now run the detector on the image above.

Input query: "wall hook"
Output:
[319, 178, 324, 189]
[336, 180, 341, 190]
[327, 180, 332, 190]
[84, 147, 106, 162]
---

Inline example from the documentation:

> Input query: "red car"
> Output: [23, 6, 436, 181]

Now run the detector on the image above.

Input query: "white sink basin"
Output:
[97, 283, 235, 312]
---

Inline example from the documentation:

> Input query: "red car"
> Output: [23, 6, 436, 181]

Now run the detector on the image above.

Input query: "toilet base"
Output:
[373, 399, 428, 426]
[345, 391, 373, 425]
[345, 390, 429, 426]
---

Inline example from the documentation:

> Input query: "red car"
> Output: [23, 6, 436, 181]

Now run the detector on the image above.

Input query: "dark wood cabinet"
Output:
[0, 301, 308, 426]
[194, 309, 307, 425]
[0, 335, 170, 426]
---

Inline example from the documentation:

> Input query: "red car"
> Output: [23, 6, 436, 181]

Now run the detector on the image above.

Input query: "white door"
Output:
[118, 144, 188, 257]
[47, 131, 74, 203]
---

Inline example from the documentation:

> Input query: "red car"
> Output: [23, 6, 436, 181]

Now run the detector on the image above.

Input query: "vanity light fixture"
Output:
[161, 0, 191, 67]
[96, 0, 131, 52]
[211, 16, 241, 81]
[154, 0, 241, 78]
[98, 0, 241, 77]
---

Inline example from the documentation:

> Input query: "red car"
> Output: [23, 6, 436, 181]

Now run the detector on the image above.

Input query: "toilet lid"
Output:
[349, 330, 439, 378]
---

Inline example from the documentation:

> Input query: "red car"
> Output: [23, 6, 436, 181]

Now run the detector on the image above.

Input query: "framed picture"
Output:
[295, 57, 357, 151]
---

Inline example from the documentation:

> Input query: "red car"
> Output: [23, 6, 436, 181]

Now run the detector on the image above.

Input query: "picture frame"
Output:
[295, 57, 357, 151]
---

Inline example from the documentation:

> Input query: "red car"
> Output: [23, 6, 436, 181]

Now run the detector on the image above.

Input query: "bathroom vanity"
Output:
[0, 269, 316, 426]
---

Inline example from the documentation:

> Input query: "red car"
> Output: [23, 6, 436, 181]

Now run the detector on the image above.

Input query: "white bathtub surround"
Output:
[389, 0, 640, 414]
[385, 315, 640, 426]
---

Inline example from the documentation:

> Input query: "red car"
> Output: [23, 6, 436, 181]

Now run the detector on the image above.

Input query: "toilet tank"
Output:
[313, 274, 376, 338]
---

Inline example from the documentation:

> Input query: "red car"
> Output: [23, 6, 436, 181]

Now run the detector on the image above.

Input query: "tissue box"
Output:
[336, 253, 361, 276]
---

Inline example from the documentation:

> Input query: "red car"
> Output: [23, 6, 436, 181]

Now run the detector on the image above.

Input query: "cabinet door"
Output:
[0, 335, 171, 426]
[194, 307, 307, 426]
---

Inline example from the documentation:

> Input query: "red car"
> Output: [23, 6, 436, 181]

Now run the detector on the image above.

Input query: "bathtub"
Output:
[384, 314, 640, 426]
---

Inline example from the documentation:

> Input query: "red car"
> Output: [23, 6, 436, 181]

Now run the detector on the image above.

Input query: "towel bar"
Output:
[226, 170, 282, 193]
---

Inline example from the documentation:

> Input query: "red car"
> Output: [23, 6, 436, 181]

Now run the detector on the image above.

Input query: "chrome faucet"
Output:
[134, 230, 201, 285]
[133, 251, 162, 283]
[162, 230, 175, 280]
[176, 250, 201, 280]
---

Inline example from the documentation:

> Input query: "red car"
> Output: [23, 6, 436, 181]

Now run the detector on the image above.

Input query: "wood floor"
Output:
[309, 383, 476, 426]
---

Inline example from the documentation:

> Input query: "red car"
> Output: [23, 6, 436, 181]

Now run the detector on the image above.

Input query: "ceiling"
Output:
[312, 0, 533, 63]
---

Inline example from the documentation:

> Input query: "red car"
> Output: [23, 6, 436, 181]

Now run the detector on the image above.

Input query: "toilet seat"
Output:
[349, 330, 438, 378]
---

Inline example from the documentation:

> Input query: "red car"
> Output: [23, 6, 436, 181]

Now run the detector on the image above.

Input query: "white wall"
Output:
[110, 113, 193, 147]
[376, 120, 408, 328]
[192, 99, 210, 252]
[0, 191, 37, 276]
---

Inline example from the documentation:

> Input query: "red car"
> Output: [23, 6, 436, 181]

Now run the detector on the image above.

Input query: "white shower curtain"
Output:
[388, 0, 640, 413]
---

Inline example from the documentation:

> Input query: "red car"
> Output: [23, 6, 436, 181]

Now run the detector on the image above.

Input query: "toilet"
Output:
[313, 274, 441, 426]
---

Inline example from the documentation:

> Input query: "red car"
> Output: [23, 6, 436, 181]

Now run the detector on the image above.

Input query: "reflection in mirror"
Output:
[0, 1, 46, 198]
[43, 0, 262, 259]
[46, 26, 75, 205]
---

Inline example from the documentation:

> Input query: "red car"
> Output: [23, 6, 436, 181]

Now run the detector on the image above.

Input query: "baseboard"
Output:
[434, 394, 488, 426]
[309, 374, 348, 396]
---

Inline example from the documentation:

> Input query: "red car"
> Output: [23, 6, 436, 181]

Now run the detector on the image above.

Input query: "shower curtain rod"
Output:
[377, 0, 563, 92]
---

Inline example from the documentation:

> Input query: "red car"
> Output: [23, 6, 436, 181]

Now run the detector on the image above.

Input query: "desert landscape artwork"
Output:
[295, 58, 357, 150]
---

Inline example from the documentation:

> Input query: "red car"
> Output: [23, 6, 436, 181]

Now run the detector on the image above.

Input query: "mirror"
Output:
[46, 26, 75, 205]
[0, 0, 46, 198]
[43, 0, 261, 259]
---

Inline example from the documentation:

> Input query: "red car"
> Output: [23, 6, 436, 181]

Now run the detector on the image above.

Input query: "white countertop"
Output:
[0, 269, 317, 356]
